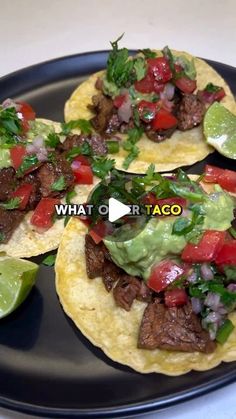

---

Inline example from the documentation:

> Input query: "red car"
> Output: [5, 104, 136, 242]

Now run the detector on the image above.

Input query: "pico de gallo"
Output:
[89, 36, 226, 169]
[83, 165, 236, 352]
[0, 99, 115, 243]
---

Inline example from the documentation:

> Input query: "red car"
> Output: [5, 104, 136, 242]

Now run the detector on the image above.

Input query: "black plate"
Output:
[0, 52, 235, 418]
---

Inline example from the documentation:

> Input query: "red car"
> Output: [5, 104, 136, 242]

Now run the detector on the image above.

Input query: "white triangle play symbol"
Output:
[108, 198, 131, 222]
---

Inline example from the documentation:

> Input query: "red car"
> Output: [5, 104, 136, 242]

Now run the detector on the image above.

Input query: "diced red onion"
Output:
[2, 98, 21, 111]
[33, 136, 44, 148]
[227, 283, 236, 292]
[200, 263, 214, 281]
[161, 83, 175, 101]
[205, 311, 222, 324]
[191, 297, 202, 314]
[71, 160, 81, 171]
[26, 144, 37, 154]
[204, 292, 221, 311]
[187, 271, 197, 283]
[117, 95, 132, 123]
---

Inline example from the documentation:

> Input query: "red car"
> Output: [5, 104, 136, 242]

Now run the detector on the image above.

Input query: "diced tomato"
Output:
[31, 198, 60, 230]
[73, 165, 93, 185]
[165, 288, 188, 307]
[142, 193, 186, 208]
[181, 230, 226, 263]
[137, 100, 157, 122]
[215, 241, 236, 265]
[16, 101, 36, 133]
[147, 57, 172, 83]
[73, 155, 90, 166]
[151, 108, 178, 130]
[11, 183, 33, 210]
[147, 259, 184, 293]
[213, 88, 226, 101]
[204, 165, 236, 193]
[135, 73, 156, 93]
[10, 145, 26, 170]
[89, 220, 114, 244]
[175, 77, 197, 93]
[113, 94, 126, 108]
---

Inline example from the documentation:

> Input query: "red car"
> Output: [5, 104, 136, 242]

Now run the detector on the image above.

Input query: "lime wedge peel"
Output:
[0, 257, 38, 319]
[204, 102, 236, 159]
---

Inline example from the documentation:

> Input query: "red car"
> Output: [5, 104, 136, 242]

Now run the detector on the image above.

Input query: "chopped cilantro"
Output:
[17, 154, 38, 177]
[91, 157, 115, 179]
[51, 176, 66, 191]
[0, 107, 22, 145]
[162, 46, 175, 72]
[0, 232, 5, 242]
[133, 57, 147, 81]
[174, 55, 196, 80]
[140, 49, 157, 59]
[66, 142, 92, 162]
[204, 83, 222, 93]
[66, 189, 77, 204]
[42, 254, 57, 267]
[1, 197, 21, 210]
[61, 119, 92, 135]
[122, 127, 143, 169]
[46, 132, 60, 148]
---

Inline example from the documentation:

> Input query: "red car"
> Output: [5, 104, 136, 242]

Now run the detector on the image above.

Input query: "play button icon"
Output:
[108, 198, 131, 222]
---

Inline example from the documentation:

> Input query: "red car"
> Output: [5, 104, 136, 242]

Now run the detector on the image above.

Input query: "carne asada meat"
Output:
[138, 300, 216, 353]
[85, 234, 106, 278]
[136, 282, 153, 303]
[22, 173, 41, 210]
[0, 208, 25, 243]
[145, 126, 177, 142]
[89, 94, 119, 135]
[176, 94, 205, 131]
[113, 275, 141, 311]
[60, 133, 108, 156]
[102, 260, 122, 292]
[37, 156, 74, 197]
[0, 167, 17, 201]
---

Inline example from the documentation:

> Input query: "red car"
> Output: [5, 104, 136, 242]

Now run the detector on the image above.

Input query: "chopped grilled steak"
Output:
[95, 77, 103, 91]
[37, 156, 74, 197]
[113, 275, 141, 311]
[60, 134, 107, 156]
[85, 234, 106, 278]
[145, 126, 177, 142]
[102, 260, 122, 292]
[138, 300, 216, 353]
[176, 94, 205, 131]
[22, 173, 41, 210]
[0, 167, 17, 201]
[136, 282, 153, 303]
[89, 94, 117, 134]
[0, 208, 25, 243]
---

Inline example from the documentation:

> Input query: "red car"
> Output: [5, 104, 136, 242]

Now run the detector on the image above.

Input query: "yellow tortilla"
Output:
[64, 50, 236, 173]
[55, 176, 236, 375]
[0, 119, 99, 258]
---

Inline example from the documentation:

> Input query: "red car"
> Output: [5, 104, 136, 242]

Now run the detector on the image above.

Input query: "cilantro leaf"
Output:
[66, 189, 77, 204]
[204, 83, 222, 93]
[91, 157, 115, 179]
[66, 142, 92, 162]
[106, 34, 135, 88]
[51, 176, 66, 191]
[42, 254, 57, 266]
[61, 119, 92, 135]
[133, 57, 147, 81]
[172, 217, 192, 235]
[17, 154, 38, 177]
[140, 49, 157, 59]
[174, 55, 196, 80]
[0, 107, 22, 145]
[0, 232, 5, 242]
[1, 197, 21, 210]
[46, 132, 60, 148]
[162, 46, 175, 72]
[122, 127, 143, 169]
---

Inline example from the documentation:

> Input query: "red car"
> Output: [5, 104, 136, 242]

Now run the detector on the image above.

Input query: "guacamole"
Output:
[0, 148, 11, 169]
[104, 188, 234, 280]
[27, 120, 55, 141]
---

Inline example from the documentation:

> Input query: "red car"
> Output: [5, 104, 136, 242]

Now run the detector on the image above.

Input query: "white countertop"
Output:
[0, 0, 236, 418]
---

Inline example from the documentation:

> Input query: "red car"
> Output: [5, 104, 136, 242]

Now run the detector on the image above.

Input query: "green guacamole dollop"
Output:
[104, 188, 235, 280]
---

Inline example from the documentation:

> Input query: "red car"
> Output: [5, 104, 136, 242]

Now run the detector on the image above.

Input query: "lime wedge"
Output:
[0, 258, 38, 319]
[204, 102, 236, 159]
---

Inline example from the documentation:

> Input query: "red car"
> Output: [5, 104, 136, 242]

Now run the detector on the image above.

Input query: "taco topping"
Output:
[87, 38, 227, 168]
[0, 100, 115, 243]
[83, 167, 236, 352]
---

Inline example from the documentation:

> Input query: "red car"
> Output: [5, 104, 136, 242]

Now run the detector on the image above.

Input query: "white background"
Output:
[0, 0, 236, 418]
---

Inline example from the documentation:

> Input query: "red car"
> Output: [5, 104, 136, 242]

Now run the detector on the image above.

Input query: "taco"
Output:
[0, 99, 113, 257]
[56, 165, 236, 375]
[65, 40, 236, 173]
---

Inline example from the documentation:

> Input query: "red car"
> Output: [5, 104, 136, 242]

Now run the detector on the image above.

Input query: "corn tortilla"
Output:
[64, 50, 236, 173]
[55, 175, 236, 375]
